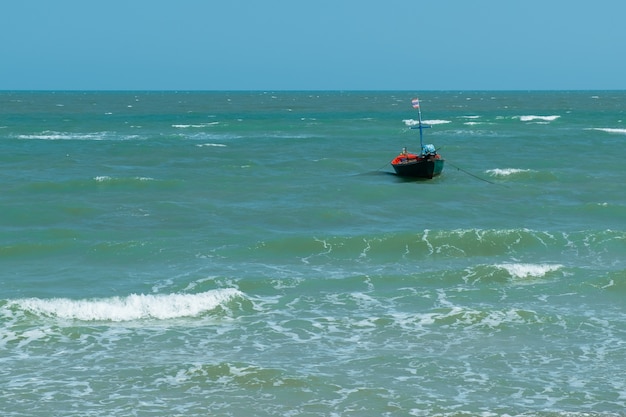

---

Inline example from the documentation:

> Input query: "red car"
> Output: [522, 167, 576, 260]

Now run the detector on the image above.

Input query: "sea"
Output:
[1, 91, 625, 417]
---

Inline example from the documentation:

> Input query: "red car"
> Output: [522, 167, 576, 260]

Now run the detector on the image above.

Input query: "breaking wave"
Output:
[486, 168, 534, 177]
[588, 127, 626, 135]
[516, 115, 561, 122]
[16, 131, 141, 141]
[6, 289, 243, 322]
[403, 119, 452, 126]
[494, 262, 563, 278]
[93, 175, 155, 183]
[172, 122, 220, 128]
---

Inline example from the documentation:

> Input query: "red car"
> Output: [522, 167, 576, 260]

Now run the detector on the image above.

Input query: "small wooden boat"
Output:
[391, 98, 444, 179]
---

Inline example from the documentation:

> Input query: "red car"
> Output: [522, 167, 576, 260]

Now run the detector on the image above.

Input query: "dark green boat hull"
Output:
[392, 158, 444, 179]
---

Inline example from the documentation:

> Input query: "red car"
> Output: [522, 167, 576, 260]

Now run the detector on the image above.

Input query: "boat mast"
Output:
[411, 98, 430, 152]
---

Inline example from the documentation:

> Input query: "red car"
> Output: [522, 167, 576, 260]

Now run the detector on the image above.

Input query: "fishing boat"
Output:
[391, 98, 444, 179]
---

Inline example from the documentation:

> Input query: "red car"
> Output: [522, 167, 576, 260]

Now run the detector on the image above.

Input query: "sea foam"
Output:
[495, 263, 563, 279]
[93, 176, 155, 183]
[16, 131, 140, 141]
[196, 143, 227, 147]
[172, 122, 219, 128]
[486, 168, 533, 177]
[9, 289, 243, 322]
[403, 119, 451, 127]
[517, 115, 560, 122]
[589, 127, 626, 135]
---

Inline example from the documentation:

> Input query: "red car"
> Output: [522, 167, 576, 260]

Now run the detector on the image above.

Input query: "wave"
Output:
[516, 115, 561, 122]
[172, 122, 220, 128]
[19, 176, 178, 195]
[463, 121, 491, 126]
[403, 119, 451, 126]
[453, 262, 566, 286]
[243, 229, 625, 268]
[411, 306, 547, 330]
[196, 143, 227, 148]
[494, 262, 563, 279]
[6, 289, 243, 322]
[94, 175, 155, 183]
[16, 131, 141, 141]
[588, 127, 626, 135]
[486, 168, 534, 177]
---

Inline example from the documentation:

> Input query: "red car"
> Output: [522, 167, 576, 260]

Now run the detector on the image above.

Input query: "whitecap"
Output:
[9, 289, 243, 322]
[16, 131, 140, 141]
[403, 119, 451, 127]
[517, 115, 561, 122]
[495, 263, 563, 279]
[196, 143, 227, 147]
[486, 168, 533, 176]
[18, 132, 104, 141]
[172, 122, 219, 128]
[588, 127, 626, 135]
[93, 176, 154, 183]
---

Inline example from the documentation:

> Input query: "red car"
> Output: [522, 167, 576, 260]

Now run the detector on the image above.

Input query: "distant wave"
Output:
[172, 122, 220, 128]
[403, 119, 451, 127]
[516, 115, 560, 122]
[7, 289, 243, 322]
[18, 132, 107, 141]
[588, 127, 626, 135]
[486, 168, 534, 177]
[16, 131, 140, 141]
[196, 143, 227, 148]
[457, 116, 493, 126]
[93, 176, 155, 183]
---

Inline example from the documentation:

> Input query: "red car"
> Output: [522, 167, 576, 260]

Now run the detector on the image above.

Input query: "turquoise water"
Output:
[1, 91, 625, 416]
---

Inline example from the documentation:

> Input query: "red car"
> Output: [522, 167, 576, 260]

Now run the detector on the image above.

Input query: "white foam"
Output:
[93, 176, 155, 182]
[172, 122, 219, 128]
[486, 168, 532, 177]
[495, 263, 563, 279]
[517, 115, 561, 122]
[196, 143, 227, 147]
[403, 119, 451, 127]
[9, 289, 243, 322]
[589, 127, 626, 135]
[16, 131, 140, 141]
[18, 132, 105, 141]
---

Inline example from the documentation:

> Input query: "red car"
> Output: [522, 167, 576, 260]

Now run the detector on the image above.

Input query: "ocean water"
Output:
[1, 91, 625, 417]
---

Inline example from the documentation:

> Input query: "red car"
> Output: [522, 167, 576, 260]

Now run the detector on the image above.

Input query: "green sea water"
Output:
[1, 91, 625, 416]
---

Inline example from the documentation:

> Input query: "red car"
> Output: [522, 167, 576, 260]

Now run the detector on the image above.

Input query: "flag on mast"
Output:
[411, 98, 420, 109]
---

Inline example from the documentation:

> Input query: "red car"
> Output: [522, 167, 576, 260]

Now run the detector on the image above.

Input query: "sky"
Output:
[1, 0, 625, 90]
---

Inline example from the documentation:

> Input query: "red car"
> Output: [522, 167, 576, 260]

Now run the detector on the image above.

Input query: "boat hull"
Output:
[392, 158, 444, 179]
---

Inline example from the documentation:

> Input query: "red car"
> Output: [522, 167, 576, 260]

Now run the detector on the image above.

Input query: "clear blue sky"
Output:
[2, 0, 625, 90]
